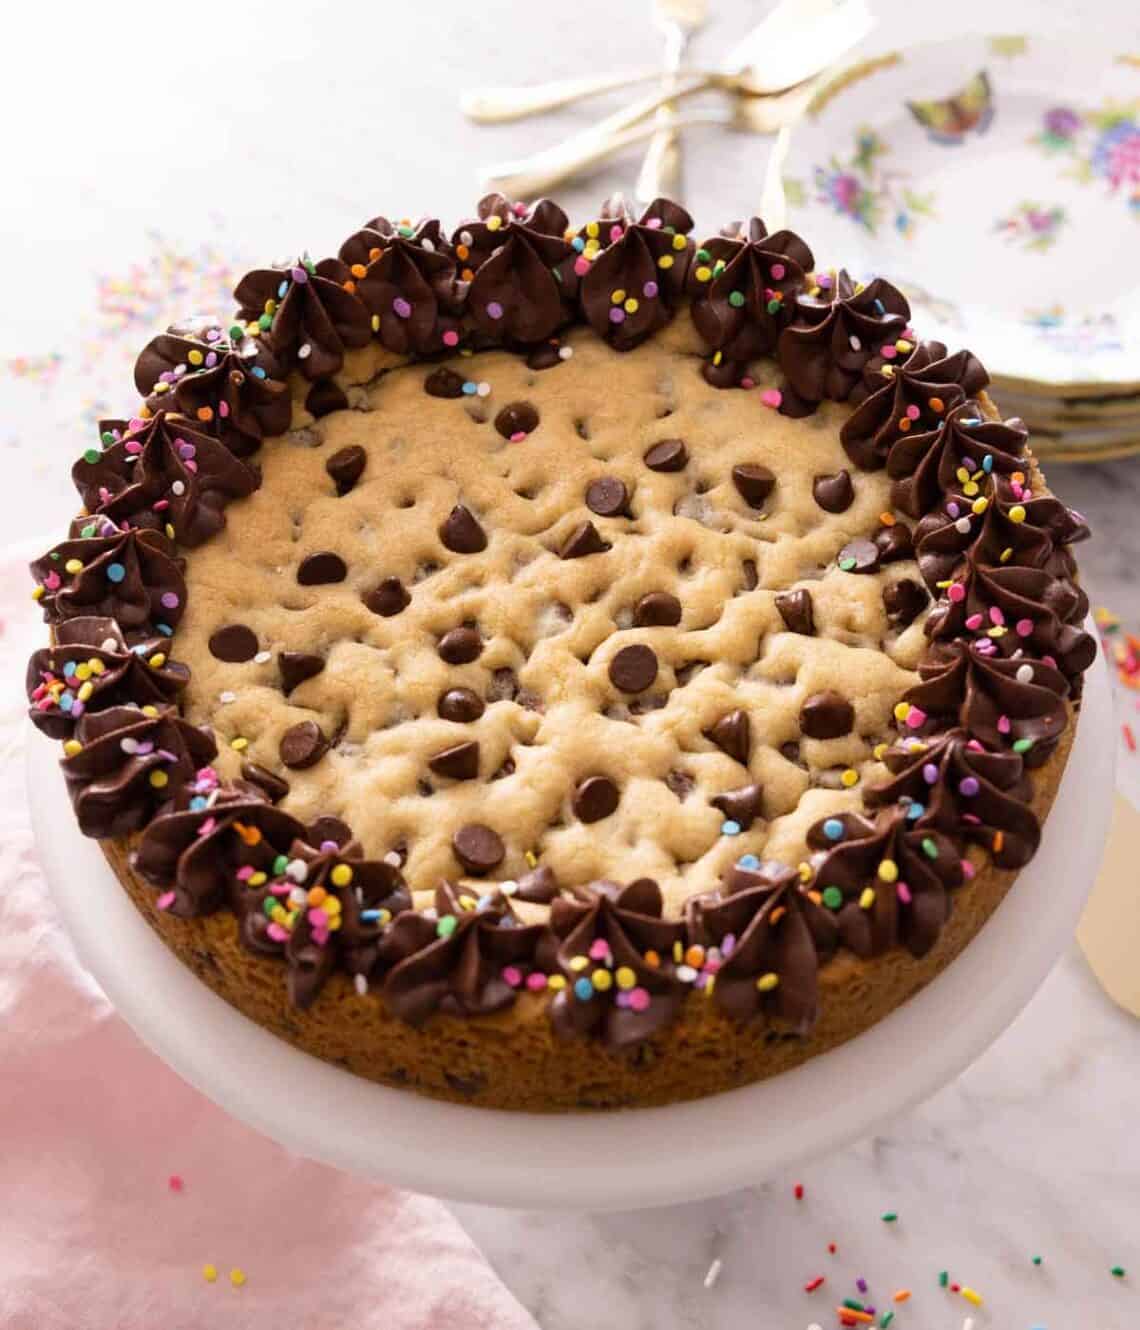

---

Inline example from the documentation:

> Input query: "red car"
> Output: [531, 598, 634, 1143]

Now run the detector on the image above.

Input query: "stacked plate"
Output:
[782, 32, 1140, 461]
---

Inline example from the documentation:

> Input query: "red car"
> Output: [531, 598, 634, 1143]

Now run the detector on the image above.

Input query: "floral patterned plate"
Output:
[783, 33, 1140, 390]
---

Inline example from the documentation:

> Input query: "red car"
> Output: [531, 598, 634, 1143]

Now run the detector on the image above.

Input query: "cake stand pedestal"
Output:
[27, 642, 1113, 1211]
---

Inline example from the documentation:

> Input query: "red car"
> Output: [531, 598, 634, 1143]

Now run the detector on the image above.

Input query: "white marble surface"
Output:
[4, 0, 1139, 1326]
[456, 951, 1140, 1328]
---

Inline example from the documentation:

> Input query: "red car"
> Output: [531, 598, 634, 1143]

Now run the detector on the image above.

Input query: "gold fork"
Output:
[479, 74, 822, 199]
[463, 0, 873, 124]
[478, 0, 874, 198]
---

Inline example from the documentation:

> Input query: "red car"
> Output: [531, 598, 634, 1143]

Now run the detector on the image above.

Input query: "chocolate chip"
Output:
[813, 469, 854, 513]
[874, 522, 914, 563]
[424, 367, 466, 398]
[438, 687, 484, 722]
[490, 756, 516, 780]
[780, 740, 803, 767]
[208, 624, 258, 663]
[572, 775, 620, 823]
[711, 782, 764, 829]
[526, 344, 562, 371]
[297, 551, 347, 585]
[306, 379, 349, 418]
[732, 463, 776, 508]
[492, 670, 521, 702]
[487, 668, 519, 703]
[633, 591, 682, 627]
[452, 823, 505, 875]
[585, 476, 630, 517]
[800, 691, 854, 739]
[883, 578, 929, 628]
[325, 445, 367, 495]
[837, 538, 880, 574]
[279, 651, 325, 694]
[513, 865, 560, 903]
[438, 626, 482, 664]
[444, 1071, 485, 1097]
[644, 438, 688, 472]
[428, 740, 480, 781]
[559, 520, 611, 559]
[439, 504, 487, 554]
[775, 588, 815, 636]
[742, 559, 758, 590]
[279, 719, 329, 769]
[494, 401, 539, 439]
[704, 709, 750, 764]
[363, 577, 410, 617]
[309, 815, 353, 849]
[608, 644, 658, 693]
[675, 659, 709, 686]
[240, 761, 290, 802]
[664, 769, 695, 801]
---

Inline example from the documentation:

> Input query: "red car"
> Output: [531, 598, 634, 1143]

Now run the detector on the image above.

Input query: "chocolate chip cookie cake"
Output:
[28, 196, 1095, 1110]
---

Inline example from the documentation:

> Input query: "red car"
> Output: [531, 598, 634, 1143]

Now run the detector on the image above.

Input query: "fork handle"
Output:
[634, 124, 684, 205]
[481, 116, 728, 198]
[479, 76, 713, 197]
[461, 68, 664, 124]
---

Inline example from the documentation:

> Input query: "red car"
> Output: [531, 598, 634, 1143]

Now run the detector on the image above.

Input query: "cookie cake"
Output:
[27, 196, 1095, 1110]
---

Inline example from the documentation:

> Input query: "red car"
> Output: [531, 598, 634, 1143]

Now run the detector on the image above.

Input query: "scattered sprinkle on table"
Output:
[202, 1264, 217, 1283]
[880, 1211, 898, 1223]
[229, 1268, 247, 1288]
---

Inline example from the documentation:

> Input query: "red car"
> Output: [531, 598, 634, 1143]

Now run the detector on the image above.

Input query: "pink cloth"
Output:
[0, 547, 536, 1330]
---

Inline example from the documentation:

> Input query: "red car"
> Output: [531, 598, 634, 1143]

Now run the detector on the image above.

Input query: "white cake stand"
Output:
[28, 643, 1113, 1211]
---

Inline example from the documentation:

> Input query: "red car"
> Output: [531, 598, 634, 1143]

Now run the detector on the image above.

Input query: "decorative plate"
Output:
[783, 34, 1140, 390]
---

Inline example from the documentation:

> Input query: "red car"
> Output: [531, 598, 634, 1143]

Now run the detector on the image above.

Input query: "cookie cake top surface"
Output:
[27, 193, 1094, 1045]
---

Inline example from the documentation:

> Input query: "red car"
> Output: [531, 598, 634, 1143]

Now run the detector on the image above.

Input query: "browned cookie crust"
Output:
[104, 717, 1071, 1109]
[28, 197, 1094, 1110]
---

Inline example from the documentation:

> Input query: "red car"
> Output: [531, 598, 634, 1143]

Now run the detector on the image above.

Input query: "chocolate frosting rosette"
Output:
[576, 196, 694, 350]
[687, 217, 813, 386]
[60, 703, 217, 839]
[26, 615, 188, 739]
[337, 215, 463, 356]
[688, 858, 837, 1032]
[457, 195, 578, 344]
[925, 556, 1093, 685]
[547, 878, 687, 1048]
[887, 400, 1028, 519]
[776, 269, 911, 411]
[866, 728, 1041, 868]
[73, 414, 258, 547]
[30, 523, 185, 640]
[380, 881, 549, 1024]
[233, 254, 371, 381]
[840, 342, 990, 471]
[805, 806, 964, 959]
[134, 322, 291, 457]
[901, 637, 1070, 767]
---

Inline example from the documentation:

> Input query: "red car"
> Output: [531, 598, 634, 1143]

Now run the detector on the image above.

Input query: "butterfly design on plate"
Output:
[907, 71, 994, 145]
